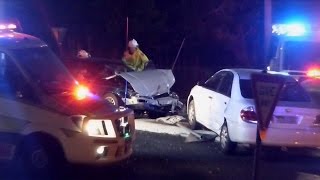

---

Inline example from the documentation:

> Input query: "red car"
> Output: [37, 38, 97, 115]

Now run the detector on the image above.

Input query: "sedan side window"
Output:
[204, 73, 223, 91]
[217, 72, 233, 97]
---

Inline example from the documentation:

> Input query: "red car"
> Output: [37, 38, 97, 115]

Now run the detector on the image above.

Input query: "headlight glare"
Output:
[84, 119, 117, 138]
[85, 120, 102, 136]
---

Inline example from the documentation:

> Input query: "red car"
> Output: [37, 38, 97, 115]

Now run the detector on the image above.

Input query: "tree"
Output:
[204, 0, 263, 66]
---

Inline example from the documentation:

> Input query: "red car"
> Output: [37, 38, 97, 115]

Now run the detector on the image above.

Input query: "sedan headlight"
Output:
[85, 120, 116, 138]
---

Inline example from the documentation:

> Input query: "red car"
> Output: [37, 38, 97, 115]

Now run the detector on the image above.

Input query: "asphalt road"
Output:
[70, 131, 320, 180]
[3, 129, 320, 180]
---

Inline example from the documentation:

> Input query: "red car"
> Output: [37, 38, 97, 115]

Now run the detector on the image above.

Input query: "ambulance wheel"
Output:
[220, 122, 237, 154]
[104, 93, 123, 107]
[19, 135, 65, 177]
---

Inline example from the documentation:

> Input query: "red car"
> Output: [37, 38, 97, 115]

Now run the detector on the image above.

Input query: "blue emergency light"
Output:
[272, 23, 307, 36]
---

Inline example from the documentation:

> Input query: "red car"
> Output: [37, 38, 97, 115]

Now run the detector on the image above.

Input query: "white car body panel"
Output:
[188, 68, 320, 147]
[212, 93, 230, 131]
[190, 86, 212, 128]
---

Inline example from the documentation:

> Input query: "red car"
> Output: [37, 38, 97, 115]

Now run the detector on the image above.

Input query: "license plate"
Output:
[274, 116, 298, 124]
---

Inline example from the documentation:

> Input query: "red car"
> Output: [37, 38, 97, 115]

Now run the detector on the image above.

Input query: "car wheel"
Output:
[104, 93, 122, 107]
[188, 100, 198, 130]
[18, 135, 65, 177]
[220, 123, 237, 154]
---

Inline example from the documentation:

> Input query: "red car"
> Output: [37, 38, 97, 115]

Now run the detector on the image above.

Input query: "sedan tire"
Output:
[188, 100, 198, 130]
[220, 122, 237, 154]
[104, 93, 123, 107]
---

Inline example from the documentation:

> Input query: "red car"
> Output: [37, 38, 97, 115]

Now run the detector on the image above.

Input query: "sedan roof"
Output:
[226, 69, 263, 79]
[224, 68, 295, 81]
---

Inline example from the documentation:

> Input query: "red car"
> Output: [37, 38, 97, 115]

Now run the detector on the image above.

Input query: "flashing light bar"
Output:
[272, 24, 307, 37]
[307, 68, 320, 78]
[0, 23, 17, 31]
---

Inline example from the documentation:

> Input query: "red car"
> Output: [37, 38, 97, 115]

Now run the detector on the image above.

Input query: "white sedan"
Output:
[187, 69, 320, 154]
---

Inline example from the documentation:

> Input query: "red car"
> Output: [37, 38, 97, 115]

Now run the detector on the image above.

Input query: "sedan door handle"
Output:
[208, 96, 213, 99]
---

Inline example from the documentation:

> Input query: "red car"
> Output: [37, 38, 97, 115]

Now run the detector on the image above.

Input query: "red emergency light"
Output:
[307, 67, 320, 78]
[74, 85, 91, 100]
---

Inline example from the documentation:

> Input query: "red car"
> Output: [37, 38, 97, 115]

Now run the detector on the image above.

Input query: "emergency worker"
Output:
[122, 39, 149, 71]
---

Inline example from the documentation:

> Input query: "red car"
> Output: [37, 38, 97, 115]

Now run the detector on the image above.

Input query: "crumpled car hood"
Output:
[118, 69, 175, 96]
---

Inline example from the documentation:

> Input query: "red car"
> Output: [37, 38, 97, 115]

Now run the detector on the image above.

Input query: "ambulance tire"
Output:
[104, 93, 123, 107]
[18, 134, 66, 177]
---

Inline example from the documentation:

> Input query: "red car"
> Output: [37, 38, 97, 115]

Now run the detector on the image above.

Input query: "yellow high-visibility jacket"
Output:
[122, 48, 149, 71]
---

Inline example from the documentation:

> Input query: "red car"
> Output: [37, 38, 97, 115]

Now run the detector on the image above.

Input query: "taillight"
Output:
[240, 106, 257, 123]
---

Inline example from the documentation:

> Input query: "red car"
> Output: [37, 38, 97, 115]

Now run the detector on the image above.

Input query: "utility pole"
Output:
[126, 17, 129, 44]
[264, 0, 272, 64]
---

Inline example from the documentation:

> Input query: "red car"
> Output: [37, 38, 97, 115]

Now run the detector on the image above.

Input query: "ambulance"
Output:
[269, 23, 320, 78]
[0, 23, 135, 173]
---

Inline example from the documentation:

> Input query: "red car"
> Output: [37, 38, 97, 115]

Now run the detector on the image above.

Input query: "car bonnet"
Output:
[118, 69, 175, 96]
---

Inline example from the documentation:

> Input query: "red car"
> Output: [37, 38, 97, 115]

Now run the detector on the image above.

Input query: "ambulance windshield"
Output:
[10, 47, 74, 83]
[283, 41, 320, 71]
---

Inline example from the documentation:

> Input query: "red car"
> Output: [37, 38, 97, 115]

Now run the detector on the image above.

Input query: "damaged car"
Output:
[64, 57, 183, 118]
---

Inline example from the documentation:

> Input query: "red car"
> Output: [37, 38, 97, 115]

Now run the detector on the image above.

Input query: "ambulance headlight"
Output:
[84, 120, 116, 138]
[85, 120, 102, 136]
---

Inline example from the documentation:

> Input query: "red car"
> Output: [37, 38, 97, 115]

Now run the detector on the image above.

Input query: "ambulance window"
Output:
[0, 52, 15, 96]
[0, 52, 34, 100]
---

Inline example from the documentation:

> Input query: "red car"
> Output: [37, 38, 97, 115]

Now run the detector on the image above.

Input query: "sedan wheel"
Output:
[188, 100, 198, 129]
[106, 97, 116, 105]
[104, 93, 121, 107]
[220, 123, 237, 154]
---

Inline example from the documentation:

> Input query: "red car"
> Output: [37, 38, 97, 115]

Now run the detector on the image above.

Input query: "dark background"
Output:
[1, 0, 319, 98]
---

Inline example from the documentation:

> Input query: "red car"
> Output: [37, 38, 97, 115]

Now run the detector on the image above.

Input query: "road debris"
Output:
[176, 122, 218, 143]
[156, 115, 185, 125]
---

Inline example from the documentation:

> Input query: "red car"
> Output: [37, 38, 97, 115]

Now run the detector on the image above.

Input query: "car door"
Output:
[195, 72, 224, 129]
[0, 52, 72, 161]
[210, 72, 234, 131]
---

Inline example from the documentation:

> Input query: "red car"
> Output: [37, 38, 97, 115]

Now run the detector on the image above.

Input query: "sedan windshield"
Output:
[240, 79, 311, 102]
[10, 47, 74, 83]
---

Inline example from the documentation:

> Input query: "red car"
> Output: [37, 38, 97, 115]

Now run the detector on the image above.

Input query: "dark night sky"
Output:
[1, 0, 320, 96]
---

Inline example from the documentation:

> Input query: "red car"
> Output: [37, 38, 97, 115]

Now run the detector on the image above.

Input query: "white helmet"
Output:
[77, 50, 91, 59]
[128, 39, 139, 48]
